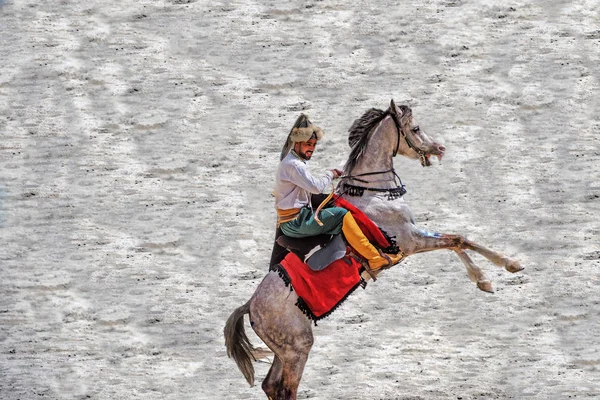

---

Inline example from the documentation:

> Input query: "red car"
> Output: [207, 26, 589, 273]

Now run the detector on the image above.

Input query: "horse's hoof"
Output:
[506, 260, 524, 273]
[477, 280, 494, 293]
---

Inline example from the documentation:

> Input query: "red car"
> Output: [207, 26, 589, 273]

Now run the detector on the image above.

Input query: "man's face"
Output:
[295, 138, 317, 160]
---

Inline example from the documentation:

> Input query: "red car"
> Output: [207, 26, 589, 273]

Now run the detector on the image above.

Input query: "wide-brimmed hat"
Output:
[280, 114, 324, 160]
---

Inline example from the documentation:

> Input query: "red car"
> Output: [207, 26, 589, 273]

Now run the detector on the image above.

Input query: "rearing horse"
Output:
[224, 100, 523, 400]
[337, 100, 522, 287]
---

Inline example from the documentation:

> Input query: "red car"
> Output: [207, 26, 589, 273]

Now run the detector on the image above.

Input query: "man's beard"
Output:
[298, 150, 312, 160]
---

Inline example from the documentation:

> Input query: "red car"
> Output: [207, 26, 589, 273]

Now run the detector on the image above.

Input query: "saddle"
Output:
[276, 233, 348, 271]
[269, 194, 398, 274]
[270, 194, 348, 271]
[276, 233, 331, 259]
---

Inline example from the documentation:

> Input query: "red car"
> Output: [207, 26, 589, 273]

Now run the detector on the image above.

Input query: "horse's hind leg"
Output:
[258, 339, 312, 400]
[257, 332, 312, 399]
[280, 351, 310, 400]
[249, 271, 314, 399]
[262, 356, 283, 399]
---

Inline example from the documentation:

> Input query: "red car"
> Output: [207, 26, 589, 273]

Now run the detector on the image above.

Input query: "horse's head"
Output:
[343, 100, 446, 183]
[389, 100, 445, 167]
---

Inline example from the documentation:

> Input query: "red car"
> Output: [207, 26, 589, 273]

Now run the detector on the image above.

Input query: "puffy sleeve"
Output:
[288, 162, 334, 194]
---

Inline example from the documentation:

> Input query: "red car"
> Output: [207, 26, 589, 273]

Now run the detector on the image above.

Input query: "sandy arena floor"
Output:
[1, 1, 599, 399]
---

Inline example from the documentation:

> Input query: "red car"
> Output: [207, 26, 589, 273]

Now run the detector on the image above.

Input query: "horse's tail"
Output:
[224, 301, 256, 386]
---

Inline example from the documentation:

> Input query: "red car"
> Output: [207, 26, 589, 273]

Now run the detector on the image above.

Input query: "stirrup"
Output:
[359, 250, 391, 282]
[366, 249, 405, 277]
[361, 262, 378, 282]
[348, 252, 378, 282]
[370, 249, 395, 272]
[379, 250, 394, 267]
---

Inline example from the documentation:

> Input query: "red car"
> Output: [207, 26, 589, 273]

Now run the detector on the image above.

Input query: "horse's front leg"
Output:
[403, 229, 519, 292]
[461, 239, 523, 273]
[408, 230, 522, 273]
[455, 249, 494, 293]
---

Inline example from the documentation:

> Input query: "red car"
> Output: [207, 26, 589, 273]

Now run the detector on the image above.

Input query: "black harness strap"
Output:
[341, 182, 406, 200]
[340, 169, 394, 184]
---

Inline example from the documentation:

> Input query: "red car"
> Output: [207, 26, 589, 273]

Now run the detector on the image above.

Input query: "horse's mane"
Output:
[344, 107, 389, 174]
[343, 105, 414, 174]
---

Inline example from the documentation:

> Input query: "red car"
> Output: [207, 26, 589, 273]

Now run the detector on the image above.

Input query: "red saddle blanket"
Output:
[271, 195, 392, 321]
[273, 251, 365, 322]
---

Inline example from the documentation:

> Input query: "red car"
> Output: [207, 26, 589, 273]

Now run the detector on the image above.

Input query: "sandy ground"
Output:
[1, 0, 599, 399]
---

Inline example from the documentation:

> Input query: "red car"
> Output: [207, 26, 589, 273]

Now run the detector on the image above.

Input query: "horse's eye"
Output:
[412, 126, 420, 132]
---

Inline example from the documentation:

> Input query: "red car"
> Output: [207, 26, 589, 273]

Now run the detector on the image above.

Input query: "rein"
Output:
[339, 169, 407, 201]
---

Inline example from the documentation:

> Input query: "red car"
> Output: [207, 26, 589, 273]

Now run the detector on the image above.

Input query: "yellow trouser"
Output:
[341, 213, 402, 270]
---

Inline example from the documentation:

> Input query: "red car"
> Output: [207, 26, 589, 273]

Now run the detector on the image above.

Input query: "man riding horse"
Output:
[227, 102, 523, 398]
[274, 114, 403, 271]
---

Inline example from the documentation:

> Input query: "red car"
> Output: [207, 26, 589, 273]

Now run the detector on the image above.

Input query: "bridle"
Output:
[389, 110, 429, 167]
[339, 109, 427, 200]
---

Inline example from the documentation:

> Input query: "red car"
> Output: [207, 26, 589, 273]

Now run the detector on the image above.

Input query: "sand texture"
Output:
[1, 0, 599, 399]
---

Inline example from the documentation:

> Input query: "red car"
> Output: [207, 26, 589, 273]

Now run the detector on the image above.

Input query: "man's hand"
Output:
[331, 168, 344, 179]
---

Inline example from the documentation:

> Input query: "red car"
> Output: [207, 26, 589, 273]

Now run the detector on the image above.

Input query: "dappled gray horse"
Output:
[225, 100, 522, 400]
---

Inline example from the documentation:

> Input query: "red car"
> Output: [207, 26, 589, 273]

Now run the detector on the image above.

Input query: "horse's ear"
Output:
[390, 99, 401, 117]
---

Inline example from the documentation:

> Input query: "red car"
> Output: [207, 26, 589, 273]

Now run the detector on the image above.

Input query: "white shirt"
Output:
[274, 151, 334, 210]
